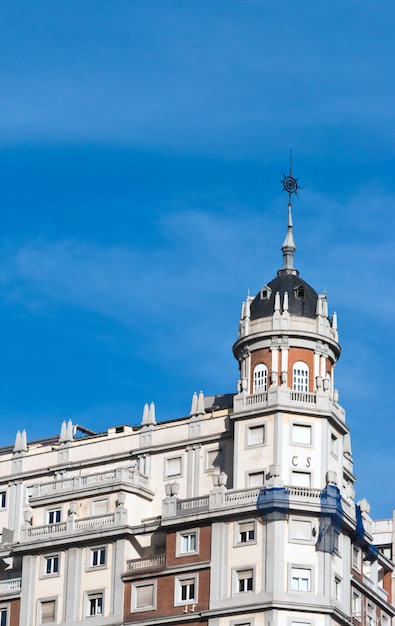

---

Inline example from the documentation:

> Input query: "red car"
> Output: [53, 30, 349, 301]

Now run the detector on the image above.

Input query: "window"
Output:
[292, 424, 312, 445]
[248, 471, 265, 487]
[47, 509, 61, 524]
[165, 456, 182, 478]
[40, 599, 56, 623]
[247, 425, 265, 446]
[45, 556, 59, 575]
[238, 521, 255, 543]
[352, 591, 361, 618]
[253, 364, 268, 393]
[294, 285, 305, 299]
[132, 582, 156, 611]
[180, 532, 197, 553]
[291, 471, 311, 488]
[330, 433, 339, 456]
[237, 569, 254, 592]
[367, 603, 375, 626]
[177, 577, 196, 603]
[290, 518, 312, 542]
[0, 609, 6, 626]
[88, 593, 103, 616]
[291, 567, 311, 591]
[292, 362, 309, 392]
[92, 499, 108, 516]
[91, 547, 106, 567]
[334, 576, 341, 601]
[206, 448, 223, 471]
[0, 492, 6, 509]
[352, 546, 361, 570]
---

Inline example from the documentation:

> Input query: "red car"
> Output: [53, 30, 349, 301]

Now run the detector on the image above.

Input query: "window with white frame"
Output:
[290, 517, 312, 542]
[352, 546, 361, 570]
[334, 576, 341, 601]
[291, 471, 311, 488]
[178, 531, 198, 555]
[0, 492, 6, 509]
[237, 569, 254, 593]
[247, 471, 265, 487]
[237, 521, 256, 544]
[39, 599, 56, 623]
[44, 555, 59, 575]
[253, 364, 268, 393]
[247, 424, 265, 446]
[87, 593, 103, 616]
[352, 590, 361, 619]
[0, 608, 6, 626]
[47, 509, 61, 524]
[90, 547, 106, 567]
[176, 576, 197, 603]
[291, 567, 311, 591]
[292, 362, 309, 392]
[366, 603, 375, 626]
[165, 456, 182, 478]
[292, 424, 312, 445]
[91, 499, 108, 516]
[132, 581, 156, 611]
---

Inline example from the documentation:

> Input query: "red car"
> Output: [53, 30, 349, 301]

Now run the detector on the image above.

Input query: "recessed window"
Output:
[45, 556, 59, 575]
[352, 546, 361, 570]
[290, 518, 312, 542]
[39, 599, 56, 623]
[334, 576, 341, 601]
[238, 521, 256, 544]
[237, 569, 254, 593]
[366, 603, 375, 626]
[92, 499, 108, 516]
[291, 567, 311, 591]
[247, 471, 265, 487]
[291, 471, 311, 488]
[176, 576, 197, 603]
[91, 547, 106, 567]
[165, 456, 182, 478]
[260, 285, 271, 300]
[0, 492, 6, 509]
[0, 609, 7, 626]
[294, 285, 305, 299]
[352, 591, 362, 618]
[292, 424, 312, 445]
[47, 509, 61, 525]
[180, 532, 197, 554]
[132, 582, 156, 612]
[247, 425, 265, 446]
[292, 362, 309, 392]
[88, 593, 103, 616]
[253, 364, 268, 393]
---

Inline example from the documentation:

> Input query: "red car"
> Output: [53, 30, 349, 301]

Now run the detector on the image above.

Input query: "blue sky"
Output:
[0, 1, 393, 518]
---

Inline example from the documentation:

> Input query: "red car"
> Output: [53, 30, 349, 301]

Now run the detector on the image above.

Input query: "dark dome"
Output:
[250, 273, 318, 320]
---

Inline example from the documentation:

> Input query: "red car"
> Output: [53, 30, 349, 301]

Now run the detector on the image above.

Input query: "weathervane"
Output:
[281, 150, 301, 203]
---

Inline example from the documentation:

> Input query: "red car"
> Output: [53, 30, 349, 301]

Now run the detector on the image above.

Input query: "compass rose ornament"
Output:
[281, 151, 301, 202]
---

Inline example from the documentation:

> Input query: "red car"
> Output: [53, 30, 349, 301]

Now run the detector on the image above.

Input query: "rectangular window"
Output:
[133, 582, 156, 611]
[248, 471, 265, 487]
[179, 578, 196, 602]
[292, 424, 312, 445]
[88, 593, 103, 616]
[47, 509, 61, 524]
[165, 457, 182, 477]
[91, 547, 106, 567]
[248, 425, 265, 446]
[291, 472, 311, 488]
[181, 533, 197, 553]
[367, 603, 375, 626]
[0, 492, 6, 509]
[0, 609, 6, 626]
[92, 499, 108, 516]
[290, 518, 312, 542]
[40, 600, 56, 623]
[352, 546, 361, 570]
[352, 591, 361, 619]
[238, 522, 255, 543]
[291, 567, 311, 591]
[334, 576, 341, 601]
[45, 556, 59, 575]
[237, 569, 254, 592]
[330, 433, 339, 456]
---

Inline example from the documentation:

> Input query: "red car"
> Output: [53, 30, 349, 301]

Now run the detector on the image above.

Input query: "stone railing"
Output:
[127, 554, 166, 571]
[176, 496, 209, 514]
[29, 468, 149, 500]
[0, 578, 21, 595]
[20, 513, 118, 542]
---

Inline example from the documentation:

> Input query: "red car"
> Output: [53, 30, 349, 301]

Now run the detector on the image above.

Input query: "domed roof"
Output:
[250, 273, 318, 320]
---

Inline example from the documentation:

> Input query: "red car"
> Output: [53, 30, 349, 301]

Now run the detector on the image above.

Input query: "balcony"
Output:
[0, 578, 21, 595]
[20, 512, 122, 543]
[126, 554, 166, 572]
[29, 468, 151, 502]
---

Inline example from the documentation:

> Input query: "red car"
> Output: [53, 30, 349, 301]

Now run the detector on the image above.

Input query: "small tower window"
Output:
[253, 364, 268, 393]
[292, 361, 309, 392]
[260, 285, 272, 300]
[294, 285, 305, 299]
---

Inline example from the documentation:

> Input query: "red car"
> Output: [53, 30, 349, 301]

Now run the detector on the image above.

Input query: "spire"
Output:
[279, 153, 300, 277]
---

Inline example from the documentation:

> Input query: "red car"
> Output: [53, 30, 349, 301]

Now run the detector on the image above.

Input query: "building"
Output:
[0, 176, 393, 626]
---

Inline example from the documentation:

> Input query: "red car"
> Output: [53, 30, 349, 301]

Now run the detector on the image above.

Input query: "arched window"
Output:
[292, 361, 309, 392]
[253, 364, 268, 393]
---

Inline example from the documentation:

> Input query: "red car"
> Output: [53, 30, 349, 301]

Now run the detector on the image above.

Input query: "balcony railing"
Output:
[21, 513, 117, 542]
[29, 468, 149, 500]
[127, 554, 166, 571]
[0, 578, 21, 595]
[176, 496, 209, 514]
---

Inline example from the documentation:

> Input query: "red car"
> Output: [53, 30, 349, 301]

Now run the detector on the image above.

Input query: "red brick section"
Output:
[288, 347, 314, 392]
[383, 569, 392, 602]
[166, 525, 211, 567]
[250, 348, 272, 393]
[9, 598, 20, 626]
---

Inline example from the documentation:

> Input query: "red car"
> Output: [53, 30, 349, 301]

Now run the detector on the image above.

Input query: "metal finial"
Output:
[281, 150, 301, 204]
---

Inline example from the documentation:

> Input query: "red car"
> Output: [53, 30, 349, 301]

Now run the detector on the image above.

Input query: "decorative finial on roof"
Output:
[279, 151, 300, 276]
